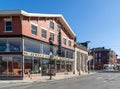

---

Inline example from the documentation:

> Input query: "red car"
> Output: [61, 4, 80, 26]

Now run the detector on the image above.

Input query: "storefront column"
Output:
[22, 38, 25, 78]
[65, 61, 66, 71]
[60, 60, 62, 72]
[54, 59, 57, 73]
[22, 56, 24, 78]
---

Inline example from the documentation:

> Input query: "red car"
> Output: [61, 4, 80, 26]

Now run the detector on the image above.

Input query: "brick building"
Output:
[90, 47, 117, 70]
[0, 10, 76, 79]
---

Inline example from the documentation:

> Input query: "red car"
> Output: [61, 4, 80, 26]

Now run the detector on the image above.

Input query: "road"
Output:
[0, 71, 120, 89]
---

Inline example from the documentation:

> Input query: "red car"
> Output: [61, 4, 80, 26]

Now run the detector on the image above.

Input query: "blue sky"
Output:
[0, 0, 120, 57]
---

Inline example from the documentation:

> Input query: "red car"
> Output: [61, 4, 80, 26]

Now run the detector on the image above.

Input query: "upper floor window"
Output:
[57, 24, 61, 32]
[50, 21, 54, 29]
[50, 32, 54, 41]
[63, 38, 66, 45]
[99, 59, 101, 63]
[68, 40, 71, 47]
[99, 53, 101, 57]
[31, 24, 37, 35]
[42, 28, 47, 38]
[95, 53, 97, 57]
[4, 19, 12, 32]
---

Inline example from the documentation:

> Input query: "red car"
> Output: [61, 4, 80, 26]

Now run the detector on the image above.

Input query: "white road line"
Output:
[96, 77, 103, 79]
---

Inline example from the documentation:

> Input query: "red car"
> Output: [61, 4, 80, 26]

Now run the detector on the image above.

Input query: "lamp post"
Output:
[49, 37, 53, 80]
[49, 52, 52, 80]
[93, 49, 95, 71]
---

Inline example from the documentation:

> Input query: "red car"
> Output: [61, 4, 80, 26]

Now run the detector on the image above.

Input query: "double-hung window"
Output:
[42, 28, 47, 38]
[50, 21, 54, 29]
[4, 19, 12, 32]
[31, 24, 37, 35]
[57, 24, 61, 32]
[68, 40, 71, 47]
[63, 38, 66, 45]
[50, 32, 54, 41]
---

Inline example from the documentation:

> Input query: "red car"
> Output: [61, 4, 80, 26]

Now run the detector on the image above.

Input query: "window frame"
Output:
[50, 32, 54, 41]
[31, 23, 38, 35]
[4, 18, 12, 32]
[68, 40, 71, 47]
[41, 28, 47, 39]
[50, 20, 54, 29]
[57, 24, 61, 32]
[63, 38, 66, 45]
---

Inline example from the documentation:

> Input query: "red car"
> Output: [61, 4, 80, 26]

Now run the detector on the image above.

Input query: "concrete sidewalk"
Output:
[0, 72, 95, 84]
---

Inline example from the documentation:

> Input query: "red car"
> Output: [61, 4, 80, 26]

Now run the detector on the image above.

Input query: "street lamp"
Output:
[49, 37, 53, 80]
[93, 49, 95, 71]
[49, 52, 53, 80]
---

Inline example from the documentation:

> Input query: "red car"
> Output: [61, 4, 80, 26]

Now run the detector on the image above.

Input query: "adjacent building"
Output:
[90, 47, 117, 70]
[74, 42, 89, 75]
[0, 10, 76, 79]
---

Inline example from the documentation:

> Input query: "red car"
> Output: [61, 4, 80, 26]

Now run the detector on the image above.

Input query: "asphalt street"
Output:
[0, 71, 120, 89]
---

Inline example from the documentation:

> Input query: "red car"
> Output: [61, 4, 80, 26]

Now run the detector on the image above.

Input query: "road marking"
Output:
[96, 77, 103, 79]
[104, 81, 107, 82]
[0, 83, 29, 89]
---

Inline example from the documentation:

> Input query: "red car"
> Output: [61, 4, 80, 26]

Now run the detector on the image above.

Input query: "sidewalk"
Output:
[0, 72, 95, 84]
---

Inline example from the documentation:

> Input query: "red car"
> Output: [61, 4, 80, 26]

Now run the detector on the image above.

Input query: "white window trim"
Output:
[31, 23, 38, 36]
[41, 27, 47, 30]
[4, 18, 12, 32]
[50, 31, 54, 33]
[30, 22, 38, 26]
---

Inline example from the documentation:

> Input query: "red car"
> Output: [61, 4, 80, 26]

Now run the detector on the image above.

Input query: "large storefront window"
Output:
[24, 56, 32, 74]
[56, 60, 60, 72]
[24, 56, 41, 74]
[66, 50, 74, 59]
[66, 61, 73, 72]
[24, 38, 41, 53]
[33, 58, 41, 73]
[61, 61, 65, 72]
[0, 38, 22, 52]
[0, 56, 22, 76]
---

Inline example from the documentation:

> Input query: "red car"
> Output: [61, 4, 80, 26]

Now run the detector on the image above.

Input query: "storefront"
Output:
[0, 37, 74, 79]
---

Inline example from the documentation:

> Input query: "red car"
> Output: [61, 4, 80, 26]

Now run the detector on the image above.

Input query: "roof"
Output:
[75, 43, 88, 51]
[0, 10, 76, 38]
